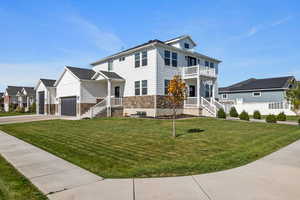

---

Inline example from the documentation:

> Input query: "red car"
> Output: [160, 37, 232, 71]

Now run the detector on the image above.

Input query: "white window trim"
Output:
[252, 92, 262, 97]
[222, 93, 228, 99]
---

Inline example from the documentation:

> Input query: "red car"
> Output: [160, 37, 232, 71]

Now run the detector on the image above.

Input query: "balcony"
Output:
[182, 65, 216, 79]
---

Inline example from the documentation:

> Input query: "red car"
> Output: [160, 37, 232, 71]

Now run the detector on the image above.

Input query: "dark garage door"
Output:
[38, 91, 45, 114]
[61, 97, 77, 116]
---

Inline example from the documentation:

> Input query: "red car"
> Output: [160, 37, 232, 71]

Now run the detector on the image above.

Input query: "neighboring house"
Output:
[3, 86, 36, 112]
[3, 86, 23, 112]
[218, 76, 297, 115]
[0, 92, 4, 111]
[35, 79, 57, 115]
[51, 35, 222, 118]
[16, 87, 36, 112]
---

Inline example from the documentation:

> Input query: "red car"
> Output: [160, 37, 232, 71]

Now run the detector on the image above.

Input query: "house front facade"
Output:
[35, 79, 57, 115]
[219, 76, 297, 115]
[4, 86, 36, 112]
[46, 35, 223, 118]
[0, 93, 4, 111]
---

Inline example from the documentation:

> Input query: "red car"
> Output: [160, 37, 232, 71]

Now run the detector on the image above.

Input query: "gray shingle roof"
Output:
[66, 66, 96, 80]
[219, 76, 295, 93]
[23, 87, 35, 96]
[6, 86, 24, 96]
[100, 71, 124, 80]
[41, 79, 56, 87]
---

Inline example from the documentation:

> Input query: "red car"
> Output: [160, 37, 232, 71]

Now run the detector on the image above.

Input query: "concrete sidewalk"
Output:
[227, 117, 299, 126]
[1, 130, 300, 200]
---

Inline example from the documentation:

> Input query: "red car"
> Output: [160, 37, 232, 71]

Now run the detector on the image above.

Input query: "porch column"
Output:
[197, 77, 200, 107]
[107, 79, 112, 117]
[26, 96, 30, 111]
[212, 80, 216, 100]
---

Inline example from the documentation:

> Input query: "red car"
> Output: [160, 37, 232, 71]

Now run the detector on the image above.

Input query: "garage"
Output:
[61, 96, 77, 116]
[38, 91, 45, 114]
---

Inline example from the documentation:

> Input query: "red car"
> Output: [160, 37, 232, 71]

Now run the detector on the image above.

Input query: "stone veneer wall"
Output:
[45, 104, 57, 115]
[123, 96, 155, 109]
[156, 95, 183, 109]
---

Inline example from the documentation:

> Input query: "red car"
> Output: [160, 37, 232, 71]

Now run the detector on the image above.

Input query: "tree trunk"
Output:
[172, 106, 176, 138]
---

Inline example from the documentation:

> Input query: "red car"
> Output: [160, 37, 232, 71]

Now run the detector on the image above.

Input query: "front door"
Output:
[189, 85, 196, 97]
[38, 91, 45, 114]
[187, 56, 197, 66]
[115, 86, 120, 98]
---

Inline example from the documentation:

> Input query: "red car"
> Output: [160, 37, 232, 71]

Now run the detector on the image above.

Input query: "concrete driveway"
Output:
[1, 130, 300, 200]
[0, 115, 60, 124]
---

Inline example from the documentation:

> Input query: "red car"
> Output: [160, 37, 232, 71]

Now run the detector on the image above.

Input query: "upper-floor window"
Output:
[172, 52, 177, 67]
[253, 92, 261, 97]
[134, 81, 140, 95]
[184, 43, 190, 49]
[164, 80, 170, 95]
[222, 93, 228, 99]
[164, 50, 170, 66]
[142, 51, 147, 66]
[205, 61, 209, 67]
[142, 80, 148, 95]
[210, 62, 214, 68]
[108, 60, 113, 71]
[119, 57, 125, 62]
[135, 53, 140, 68]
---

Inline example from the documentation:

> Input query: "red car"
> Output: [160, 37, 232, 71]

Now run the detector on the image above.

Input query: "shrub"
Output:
[298, 118, 300, 126]
[266, 114, 277, 123]
[217, 108, 226, 119]
[15, 106, 25, 113]
[29, 103, 36, 113]
[229, 107, 239, 117]
[253, 110, 261, 119]
[277, 112, 287, 121]
[239, 110, 249, 121]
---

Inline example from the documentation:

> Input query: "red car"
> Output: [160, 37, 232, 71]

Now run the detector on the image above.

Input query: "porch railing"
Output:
[111, 97, 123, 106]
[184, 97, 198, 107]
[182, 65, 216, 78]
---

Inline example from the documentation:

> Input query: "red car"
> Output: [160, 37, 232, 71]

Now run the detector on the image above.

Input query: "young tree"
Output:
[167, 75, 187, 138]
[286, 80, 300, 112]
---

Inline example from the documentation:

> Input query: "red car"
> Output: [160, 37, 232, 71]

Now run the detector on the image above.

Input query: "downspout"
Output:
[154, 45, 158, 118]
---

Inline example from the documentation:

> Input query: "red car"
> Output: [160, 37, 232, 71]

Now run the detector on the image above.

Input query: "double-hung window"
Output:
[135, 53, 140, 68]
[142, 51, 147, 66]
[135, 81, 140, 95]
[205, 61, 209, 67]
[184, 43, 190, 49]
[108, 60, 113, 71]
[210, 62, 214, 68]
[142, 80, 148, 95]
[164, 80, 170, 95]
[172, 52, 177, 67]
[222, 93, 228, 99]
[164, 50, 170, 66]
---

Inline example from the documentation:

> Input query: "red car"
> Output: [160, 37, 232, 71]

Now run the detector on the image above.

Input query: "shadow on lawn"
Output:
[176, 128, 205, 137]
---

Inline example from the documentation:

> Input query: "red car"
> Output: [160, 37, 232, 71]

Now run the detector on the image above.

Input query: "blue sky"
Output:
[0, 0, 299, 91]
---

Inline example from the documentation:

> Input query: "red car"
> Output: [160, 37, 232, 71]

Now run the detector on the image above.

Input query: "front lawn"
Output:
[1, 118, 300, 178]
[0, 112, 34, 117]
[0, 155, 47, 200]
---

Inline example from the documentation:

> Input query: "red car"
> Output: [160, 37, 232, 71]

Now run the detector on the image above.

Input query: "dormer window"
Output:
[184, 43, 190, 49]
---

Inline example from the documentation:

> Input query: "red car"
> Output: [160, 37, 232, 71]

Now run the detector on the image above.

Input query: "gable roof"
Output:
[90, 36, 221, 66]
[164, 35, 197, 46]
[99, 71, 124, 80]
[6, 86, 25, 96]
[41, 79, 56, 87]
[66, 66, 96, 80]
[22, 87, 35, 96]
[219, 76, 295, 93]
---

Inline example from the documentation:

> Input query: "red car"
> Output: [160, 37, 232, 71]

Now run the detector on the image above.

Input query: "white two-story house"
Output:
[39, 35, 223, 118]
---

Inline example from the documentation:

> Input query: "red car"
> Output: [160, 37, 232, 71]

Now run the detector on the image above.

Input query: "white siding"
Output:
[80, 81, 107, 103]
[56, 70, 81, 101]
[93, 47, 157, 96]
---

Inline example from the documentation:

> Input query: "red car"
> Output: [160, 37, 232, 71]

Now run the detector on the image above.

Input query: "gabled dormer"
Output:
[164, 35, 197, 51]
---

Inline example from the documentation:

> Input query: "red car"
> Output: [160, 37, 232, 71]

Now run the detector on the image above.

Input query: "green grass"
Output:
[1, 117, 300, 178]
[0, 155, 47, 200]
[0, 112, 34, 117]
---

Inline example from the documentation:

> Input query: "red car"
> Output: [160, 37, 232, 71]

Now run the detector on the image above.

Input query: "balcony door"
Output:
[187, 56, 197, 67]
[189, 85, 196, 97]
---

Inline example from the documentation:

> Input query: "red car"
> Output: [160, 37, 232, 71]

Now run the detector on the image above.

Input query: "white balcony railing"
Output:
[184, 97, 198, 107]
[182, 65, 216, 78]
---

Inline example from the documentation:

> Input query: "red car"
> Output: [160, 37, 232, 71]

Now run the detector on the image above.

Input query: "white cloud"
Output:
[246, 26, 261, 37]
[67, 15, 125, 52]
[271, 16, 292, 27]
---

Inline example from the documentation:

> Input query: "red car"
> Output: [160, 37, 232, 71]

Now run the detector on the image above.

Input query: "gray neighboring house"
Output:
[218, 76, 297, 115]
